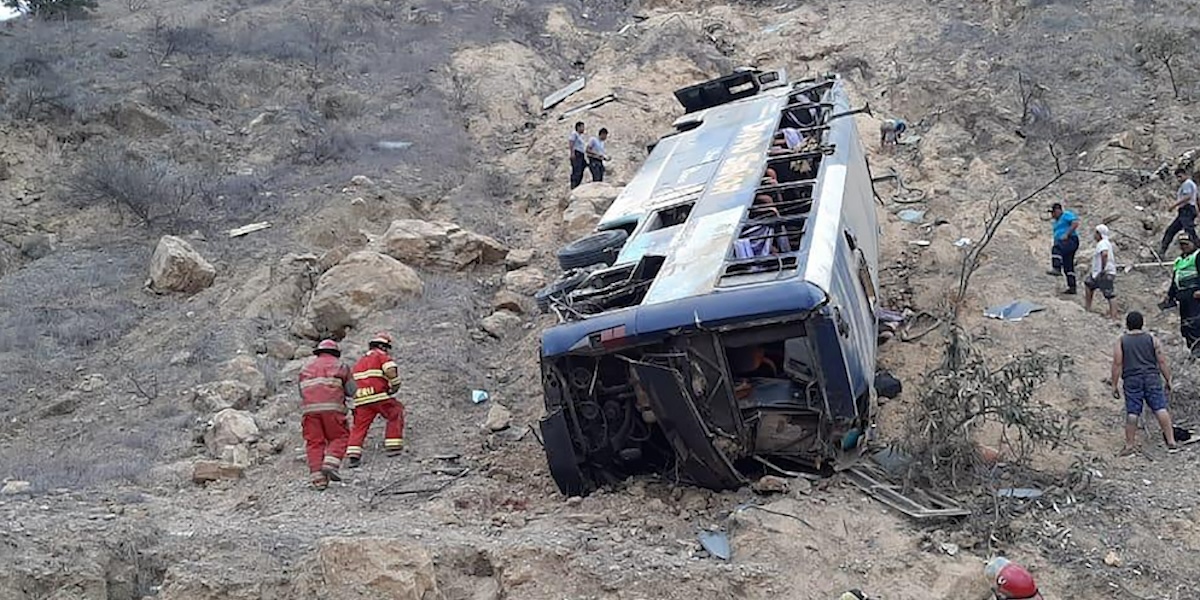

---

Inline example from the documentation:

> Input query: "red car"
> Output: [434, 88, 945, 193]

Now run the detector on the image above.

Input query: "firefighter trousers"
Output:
[302, 411, 350, 479]
[347, 398, 405, 457]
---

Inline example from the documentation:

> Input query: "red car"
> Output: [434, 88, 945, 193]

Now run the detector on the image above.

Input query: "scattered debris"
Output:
[543, 76, 587, 111]
[617, 23, 633, 35]
[845, 462, 970, 519]
[899, 310, 941, 342]
[897, 208, 926, 223]
[471, 390, 489, 404]
[908, 240, 931, 247]
[558, 94, 617, 120]
[1104, 550, 1122, 567]
[997, 487, 1044, 499]
[983, 300, 1044, 321]
[192, 460, 244, 484]
[939, 542, 960, 556]
[227, 222, 272, 238]
[698, 531, 731, 560]
[1, 480, 32, 495]
[761, 21, 790, 34]
[751, 475, 790, 494]
[376, 140, 412, 150]
[952, 237, 972, 248]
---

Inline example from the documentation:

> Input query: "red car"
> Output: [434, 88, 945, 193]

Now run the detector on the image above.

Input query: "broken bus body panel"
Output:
[538, 70, 880, 496]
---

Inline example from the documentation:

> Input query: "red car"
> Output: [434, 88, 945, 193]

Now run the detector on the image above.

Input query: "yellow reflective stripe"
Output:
[381, 361, 398, 371]
[302, 402, 344, 414]
[353, 369, 385, 380]
[353, 392, 392, 406]
[388, 377, 401, 387]
[384, 438, 404, 448]
[346, 446, 362, 456]
[300, 377, 343, 388]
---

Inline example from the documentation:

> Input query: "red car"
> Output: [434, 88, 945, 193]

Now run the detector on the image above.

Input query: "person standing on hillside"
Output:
[1158, 167, 1198, 255]
[1112, 311, 1179, 456]
[1047, 202, 1080, 294]
[878, 118, 906, 150]
[568, 121, 588, 189]
[586, 127, 610, 182]
[1084, 224, 1118, 319]
[1159, 233, 1200, 354]
[346, 333, 406, 468]
[298, 339, 354, 490]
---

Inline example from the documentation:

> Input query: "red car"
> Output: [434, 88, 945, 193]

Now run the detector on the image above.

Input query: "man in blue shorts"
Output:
[1111, 311, 1178, 455]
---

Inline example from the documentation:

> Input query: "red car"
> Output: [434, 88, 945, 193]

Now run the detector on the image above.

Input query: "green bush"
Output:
[3, 0, 99, 19]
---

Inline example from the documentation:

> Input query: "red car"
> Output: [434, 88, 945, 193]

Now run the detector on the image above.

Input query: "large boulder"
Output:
[190, 380, 253, 412]
[149, 235, 216, 294]
[317, 537, 440, 600]
[204, 408, 260, 457]
[502, 267, 547, 296]
[302, 251, 423, 337]
[562, 183, 622, 238]
[377, 219, 508, 270]
[222, 355, 268, 401]
[480, 310, 522, 338]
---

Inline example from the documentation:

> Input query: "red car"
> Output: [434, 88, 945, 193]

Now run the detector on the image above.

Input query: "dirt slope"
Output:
[2, 0, 1200, 598]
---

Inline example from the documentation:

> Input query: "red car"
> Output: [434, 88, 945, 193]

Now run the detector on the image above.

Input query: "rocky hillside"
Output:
[2, 0, 1200, 598]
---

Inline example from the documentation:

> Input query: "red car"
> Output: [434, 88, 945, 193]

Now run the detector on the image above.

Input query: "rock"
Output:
[106, 101, 172, 137]
[751, 475, 790, 494]
[502, 267, 547, 296]
[788, 478, 814, 496]
[939, 542, 960, 556]
[1, 480, 32, 495]
[76, 373, 107, 393]
[562, 182, 622, 237]
[485, 403, 513, 432]
[376, 219, 508, 270]
[491, 290, 526, 314]
[191, 380, 253, 412]
[219, 444, 252, 469]
[480, 311, 522, 338]
[303, 251, 423, 337]
[203, 408, 260, 457]
[1107, 131, 1136, 150]
[18, 233, 53, 259]
[222, 355, 268, 401]
[1104, 550, 1121, 567]
[350, 175, 375, 187]
[149, 235, 216, 294]
[318, 537, 440, 600]
[505, 249, 534, 270]
[264, 337, 297, 360]
[191, 460, 244, 484]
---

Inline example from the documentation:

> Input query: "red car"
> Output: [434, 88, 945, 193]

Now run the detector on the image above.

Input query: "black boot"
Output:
[347, 456, 361, 469]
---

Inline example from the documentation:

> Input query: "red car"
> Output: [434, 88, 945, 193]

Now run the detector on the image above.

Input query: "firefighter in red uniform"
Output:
[346, 332, 405, 468]
[298, 339, 354, 490]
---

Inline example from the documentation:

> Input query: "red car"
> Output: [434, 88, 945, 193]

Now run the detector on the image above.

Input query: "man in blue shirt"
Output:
[1047, 202, 1080, 294]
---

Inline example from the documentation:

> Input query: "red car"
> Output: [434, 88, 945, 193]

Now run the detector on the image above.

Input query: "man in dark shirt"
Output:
[1112, 311, 1178, 455]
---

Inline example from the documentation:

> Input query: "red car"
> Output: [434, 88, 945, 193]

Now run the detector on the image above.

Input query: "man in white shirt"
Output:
[1159, 167, 1198, 254]
[568, 121, 587, 189]
[586, 127, 609, 183]
[1085, 224, 1118, 319]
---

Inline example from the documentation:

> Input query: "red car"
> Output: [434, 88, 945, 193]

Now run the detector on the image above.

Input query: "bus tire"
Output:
[556, 230, 628, 270]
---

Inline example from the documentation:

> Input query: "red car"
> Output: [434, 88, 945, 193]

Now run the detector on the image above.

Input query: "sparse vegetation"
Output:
[65, 151, 206, 229]
[1136, 25, 1190, 99]
[3, 0, 98, 19]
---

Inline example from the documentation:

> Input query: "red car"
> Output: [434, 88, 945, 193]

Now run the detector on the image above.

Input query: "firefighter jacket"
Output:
[298, 354, 353, 415]
[351, 348, 400, 407]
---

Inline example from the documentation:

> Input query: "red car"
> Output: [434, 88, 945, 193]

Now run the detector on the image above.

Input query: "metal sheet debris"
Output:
[377, 141, 413, 150]
[543, 77, 587, 111]
[983, 300, 1044, 321]
[227, 222, 271, 238]
[897, 209, 926, 223]
[997, 487, 1044, 499]
[557, 94, 617, 120]
[953, 237, 972, 247]
[471, 390, 489, 404]
[698, 531, 731, 560]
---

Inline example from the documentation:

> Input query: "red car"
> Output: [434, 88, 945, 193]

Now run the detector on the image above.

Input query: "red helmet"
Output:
[995, 563, 1039, 599]
[315, 339, 341, 355]
[369, 332, 394, 348]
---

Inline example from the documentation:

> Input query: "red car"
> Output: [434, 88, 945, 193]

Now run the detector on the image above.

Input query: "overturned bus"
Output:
[537, 69, 888, 496]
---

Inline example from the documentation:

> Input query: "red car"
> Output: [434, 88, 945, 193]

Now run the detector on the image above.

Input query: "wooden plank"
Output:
[228, 222, 272, 238]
